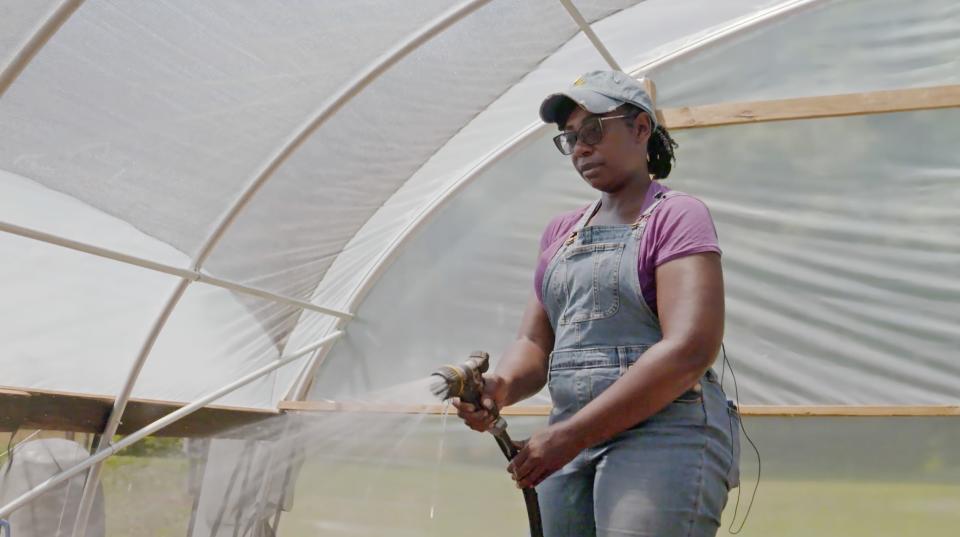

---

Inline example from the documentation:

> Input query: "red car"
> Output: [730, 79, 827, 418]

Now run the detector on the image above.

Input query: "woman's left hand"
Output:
[507, 423, 583, 489]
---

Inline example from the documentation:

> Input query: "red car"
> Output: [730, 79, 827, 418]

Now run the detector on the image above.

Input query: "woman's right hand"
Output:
[452, 374, 507, 432]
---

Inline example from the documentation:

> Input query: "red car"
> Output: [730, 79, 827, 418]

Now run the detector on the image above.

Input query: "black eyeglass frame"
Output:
[552, 113, 638, 155]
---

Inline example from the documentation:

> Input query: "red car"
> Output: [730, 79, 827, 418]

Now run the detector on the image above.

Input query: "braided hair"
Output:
[622, 104, 678, 179]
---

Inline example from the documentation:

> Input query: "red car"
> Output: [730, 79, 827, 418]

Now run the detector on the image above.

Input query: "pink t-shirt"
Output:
[534, 181, 720, 315]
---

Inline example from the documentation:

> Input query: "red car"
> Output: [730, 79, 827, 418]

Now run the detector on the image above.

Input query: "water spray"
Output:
[431, 351, 543, 537]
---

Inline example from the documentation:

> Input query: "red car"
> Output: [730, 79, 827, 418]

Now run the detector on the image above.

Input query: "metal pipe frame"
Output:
[557, 0, 622, 71]
[0, 220, 352, 320]
[0, 0, 84, 100]
[67, 1, 493, 533]
[282, 0, 831, 402]
[633, 0, 826, 74]
[0, 330, 343, 520]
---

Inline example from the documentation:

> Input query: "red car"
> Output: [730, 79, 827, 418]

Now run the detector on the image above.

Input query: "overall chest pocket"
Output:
[559, 242, 625, 324]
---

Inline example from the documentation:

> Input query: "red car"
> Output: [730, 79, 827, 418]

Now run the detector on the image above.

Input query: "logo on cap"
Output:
[573, 77, 585, 86]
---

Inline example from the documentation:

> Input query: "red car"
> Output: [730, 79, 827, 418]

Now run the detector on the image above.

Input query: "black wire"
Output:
[3, 429, 16, 477]
[722, 343, 761, 534]
[720, 352, 727, 390]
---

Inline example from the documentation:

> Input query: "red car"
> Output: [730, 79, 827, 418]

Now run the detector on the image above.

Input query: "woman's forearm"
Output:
[494, 336, 550, 407]
[490, 294, 555, 407]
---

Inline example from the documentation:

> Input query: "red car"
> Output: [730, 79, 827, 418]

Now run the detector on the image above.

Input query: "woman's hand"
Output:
[452, 374, 507, 432]
[507, 423, 583, 489]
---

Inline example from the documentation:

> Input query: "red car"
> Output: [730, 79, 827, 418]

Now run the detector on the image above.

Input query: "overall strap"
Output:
[631, 190, 679, 237]
[540, 200, 600, 304]
[561, 199, 601, 247]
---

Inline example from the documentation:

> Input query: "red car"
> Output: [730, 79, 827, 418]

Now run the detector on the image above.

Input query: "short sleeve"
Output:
[539, 213, 567, 253]
[637, 194, 720, 315]
[646, 194, 721, 268]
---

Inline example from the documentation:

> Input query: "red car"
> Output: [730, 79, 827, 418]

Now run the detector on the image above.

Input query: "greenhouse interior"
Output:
[1, 0, 958, 536]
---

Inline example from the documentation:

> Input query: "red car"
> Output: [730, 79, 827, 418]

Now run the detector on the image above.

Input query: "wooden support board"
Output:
[0, 385, 278, 438]
[278, 400, 960, 417]
[2, 386, 957, 441]
[661, 84, 960, 130]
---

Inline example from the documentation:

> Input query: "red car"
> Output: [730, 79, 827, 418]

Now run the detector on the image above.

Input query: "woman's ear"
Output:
[633, 113, 652, 145]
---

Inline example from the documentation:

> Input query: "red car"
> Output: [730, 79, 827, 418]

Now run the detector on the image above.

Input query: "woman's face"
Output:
[564, 106, 651, 193]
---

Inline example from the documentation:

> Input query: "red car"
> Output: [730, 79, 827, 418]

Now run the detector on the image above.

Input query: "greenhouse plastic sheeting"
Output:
[201, 0, 638, 360]
[0, 0, 956, 411]
[653, 0, 960, 107]
[0, 1, 62, 70]
[0, 227, 179, 395]
[0, 438, 106, 537]
[0, 0, 454, 255]
[288, 0, 790, 396]
[0, 1, 958, 536]
[302, 0, 788, 318]
[312, 108, 960, 405]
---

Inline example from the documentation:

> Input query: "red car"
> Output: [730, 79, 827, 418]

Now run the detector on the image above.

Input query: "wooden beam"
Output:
[278, 401, 960, 417]
[740, 405, 960, 417]
[661, 84, 960, 130]
[5, 387, 955, 439]
[0, 385, 278, 438]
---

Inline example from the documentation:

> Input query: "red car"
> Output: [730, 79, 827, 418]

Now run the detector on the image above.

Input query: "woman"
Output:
[453, 70, 740, 537]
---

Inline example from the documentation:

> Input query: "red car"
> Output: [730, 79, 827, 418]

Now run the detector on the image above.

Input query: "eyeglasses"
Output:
[552, 114, 633, 155]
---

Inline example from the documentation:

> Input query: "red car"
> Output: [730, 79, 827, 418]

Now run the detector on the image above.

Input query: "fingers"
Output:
[519, 467, 549, 489]
[452, 397, 495, 432]
[450, 397, 474, 412]
[512, 453, 538, 484]
[507, 445, 536, 486]
[507, 446, 527, 475]
[508, 460, 547, 489]
[507, 441, 554, 489]
[511, 457, 551, 489]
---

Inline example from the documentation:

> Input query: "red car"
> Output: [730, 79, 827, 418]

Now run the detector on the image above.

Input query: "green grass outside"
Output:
[276, 460, 960, 537]
[7, 417, 960, 536]
[89, 453, 960, 536]
[101, 455, 192, 537]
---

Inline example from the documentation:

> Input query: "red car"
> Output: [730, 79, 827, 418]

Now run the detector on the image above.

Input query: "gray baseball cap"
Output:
[539, 70, 658, 130]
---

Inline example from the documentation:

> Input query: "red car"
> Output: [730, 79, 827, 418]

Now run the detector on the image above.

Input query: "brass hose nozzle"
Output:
[429, 351, 489, 405]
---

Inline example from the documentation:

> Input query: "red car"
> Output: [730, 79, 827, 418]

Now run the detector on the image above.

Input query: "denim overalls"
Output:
[537, 192, 740, 537]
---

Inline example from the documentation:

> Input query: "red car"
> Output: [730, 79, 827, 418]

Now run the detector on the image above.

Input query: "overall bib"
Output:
[537, 192, 741, 537]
